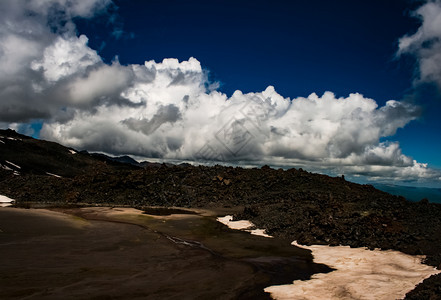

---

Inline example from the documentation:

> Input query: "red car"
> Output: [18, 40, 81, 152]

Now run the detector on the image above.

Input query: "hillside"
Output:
[0, 129, 138, 178]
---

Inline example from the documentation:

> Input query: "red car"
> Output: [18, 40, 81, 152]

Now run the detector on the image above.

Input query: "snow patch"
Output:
[0, 195, 14, 203]
[5, 160, 21, 169]
[68, 149, 77, 154]
[0, 194, 14, 207]
[248, 228, 272, 238]
[265, 242, 440, 300]
[1, 164, 13, 171]
[217, 215, 253, 229]
[216, 215, 272, 238]
[217, 215, 440, 300]
[46, 172, 62, 178]
[0, 139, 5, 144]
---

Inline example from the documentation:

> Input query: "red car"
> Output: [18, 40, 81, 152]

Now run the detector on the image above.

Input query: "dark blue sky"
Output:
[77, 0, 440, 168]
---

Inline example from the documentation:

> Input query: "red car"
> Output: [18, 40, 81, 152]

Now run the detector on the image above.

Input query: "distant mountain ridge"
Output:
[374, 183, 441, 204]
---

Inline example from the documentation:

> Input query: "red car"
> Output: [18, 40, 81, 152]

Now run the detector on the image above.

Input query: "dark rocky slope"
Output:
[1, 129, 440, 299]
[0, 129, 137, 177]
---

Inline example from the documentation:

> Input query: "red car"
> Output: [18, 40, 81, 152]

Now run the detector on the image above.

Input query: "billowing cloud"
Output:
[31, 35, 102, 83]
[39, 59, 429, 182]
[398, 0, 441, 88]
[0, 0, 439, 184]
[0, 0, 116, 122]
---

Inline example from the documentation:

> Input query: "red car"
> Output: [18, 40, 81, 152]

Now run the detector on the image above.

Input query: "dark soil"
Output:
[405, 273, 441, 299]
[3, 207, 324, 299]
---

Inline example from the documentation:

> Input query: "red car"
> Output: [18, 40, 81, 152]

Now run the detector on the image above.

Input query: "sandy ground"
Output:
[0, 206, 327, 299]
[219, 215, 441, 300]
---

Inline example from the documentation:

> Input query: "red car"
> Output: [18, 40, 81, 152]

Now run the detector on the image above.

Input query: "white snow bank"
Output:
[1, 164, 13, 171]
[46, 172, 62, 178]
[217, 215, 272, 238]
[217, 215, 440, 300]
[68, 149, 77, 154]
[0, 195, 14, 203]
[5, 160, 20, 169]
[265, 242, 440, 300]
[0, 195, 14, 207]
[217, 215, 254, 230]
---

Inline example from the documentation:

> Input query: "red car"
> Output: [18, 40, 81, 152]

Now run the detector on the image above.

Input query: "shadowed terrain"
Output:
[0, 207, 331, 299]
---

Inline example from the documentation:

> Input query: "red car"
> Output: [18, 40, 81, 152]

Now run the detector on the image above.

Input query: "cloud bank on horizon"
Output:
[0, 0, 440, 184]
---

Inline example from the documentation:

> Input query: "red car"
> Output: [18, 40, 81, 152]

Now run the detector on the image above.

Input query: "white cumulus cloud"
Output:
[0, 0, 117, 122]
[38, 57, 432, 182]
[398, 0, 441, 88]
[31, 35, 101, 83]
